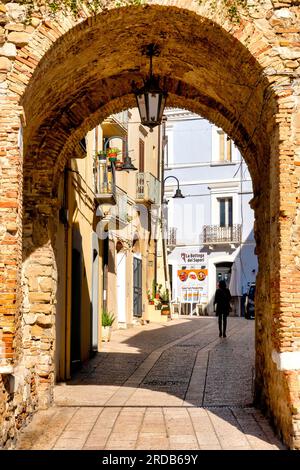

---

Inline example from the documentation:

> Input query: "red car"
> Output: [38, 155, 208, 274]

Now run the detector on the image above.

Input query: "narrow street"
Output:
[17, 318, 285, 450]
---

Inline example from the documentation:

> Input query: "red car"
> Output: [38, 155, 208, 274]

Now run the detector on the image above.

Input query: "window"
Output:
[212, 127, 235, 164]
[79, 137, 87, 152]
[218, 130, 232, 162]
[139, 138, 145, 172]
[219, 197, 233, 227]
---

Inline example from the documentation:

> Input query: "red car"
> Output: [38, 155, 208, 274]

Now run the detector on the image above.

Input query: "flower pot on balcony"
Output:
[97, 151, 107, 160]
[107, 147, 120, 162]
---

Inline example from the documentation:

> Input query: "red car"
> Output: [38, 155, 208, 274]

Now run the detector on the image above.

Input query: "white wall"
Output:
[165, 109, 258, 313]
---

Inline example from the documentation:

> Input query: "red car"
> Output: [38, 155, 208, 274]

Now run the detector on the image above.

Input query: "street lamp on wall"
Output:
[104, 136, 137, 171]
[163, 175, 185, 200]
[134, 44, 168, 131]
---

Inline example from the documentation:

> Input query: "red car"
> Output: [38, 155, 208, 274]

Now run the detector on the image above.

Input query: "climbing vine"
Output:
[18, 0, 145, 18]
[197, 0, 248, 23]
[17, 0, 249, 22]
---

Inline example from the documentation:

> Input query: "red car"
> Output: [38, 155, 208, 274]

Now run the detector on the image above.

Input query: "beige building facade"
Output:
[54, 108, 164, 381]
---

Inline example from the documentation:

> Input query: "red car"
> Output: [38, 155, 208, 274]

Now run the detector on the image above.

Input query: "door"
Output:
[117, 251, 127, 324]
[133, 256, 142, 317]
[91, 233, 99, 351]
[71, 248, 82, 373]
[215, 262, 233, 287]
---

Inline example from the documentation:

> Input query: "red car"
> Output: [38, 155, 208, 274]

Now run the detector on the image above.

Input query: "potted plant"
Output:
[154, 298, 162, 310]
[97, 150, 107, 160]
[161, 305, 170, 316]
[107, 147, 120, 162]
[160, 288, 169, 305]
[101, 309, 116, 342]
[155, 283, 162, 299]
[147, 289, 154, 304]
[152, 279, 156, 302]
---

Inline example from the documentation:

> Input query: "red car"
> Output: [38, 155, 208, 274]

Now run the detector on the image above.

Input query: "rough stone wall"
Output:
[0, 0, 299, 449]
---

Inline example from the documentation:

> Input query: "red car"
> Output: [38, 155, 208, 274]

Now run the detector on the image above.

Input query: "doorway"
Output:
[133, 255, 142, 318]
[70, 247, 82, 374]
[215, 262, 233, 288]
[91, 233, 99, 351]
[117, 251, 127, 326]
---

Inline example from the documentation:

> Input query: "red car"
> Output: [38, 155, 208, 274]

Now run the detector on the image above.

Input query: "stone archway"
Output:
[0, 1, 299, 449]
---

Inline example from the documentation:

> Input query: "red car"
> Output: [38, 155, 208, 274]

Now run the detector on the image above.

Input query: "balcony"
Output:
[202, 224, 242, 245]
[94, 157, 116, 205]
[168, 227, 177, 246]
[136, 172, 160, 204]
[102, 111, 129, 135]
[114, 187, 128, 227]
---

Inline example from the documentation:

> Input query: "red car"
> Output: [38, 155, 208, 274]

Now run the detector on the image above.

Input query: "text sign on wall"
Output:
[180, 251, 207, 266]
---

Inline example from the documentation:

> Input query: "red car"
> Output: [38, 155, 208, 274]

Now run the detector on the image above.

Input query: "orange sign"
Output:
[177, 269, 208, 303]
[177, 269, 208, 282]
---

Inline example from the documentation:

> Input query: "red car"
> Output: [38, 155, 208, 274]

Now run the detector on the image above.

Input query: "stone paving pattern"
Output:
[16, 318, 285, 450]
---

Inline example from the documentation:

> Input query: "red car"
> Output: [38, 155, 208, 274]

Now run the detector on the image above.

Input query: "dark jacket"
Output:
[214, 287, 232, 316]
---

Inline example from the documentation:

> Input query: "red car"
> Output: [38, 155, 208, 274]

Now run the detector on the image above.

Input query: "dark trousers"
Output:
[218, 314, 227, 335]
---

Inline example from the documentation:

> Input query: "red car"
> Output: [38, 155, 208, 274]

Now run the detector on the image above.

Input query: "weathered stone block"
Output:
[29, 292, 51, 303]
[7, 31, 30, 47]
[0, 57, 12, 72]
[0, 42, 17, 58]
[30, 304, 53, 314]
[23, 314, 37, 325]
[4, 22, 24, 31]
[36, 315, 53, 327]
[39, 278, 53, 292]
[5, 3, 26, 23]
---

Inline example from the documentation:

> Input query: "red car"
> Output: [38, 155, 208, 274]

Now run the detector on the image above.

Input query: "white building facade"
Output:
[164, 109, 257, 315]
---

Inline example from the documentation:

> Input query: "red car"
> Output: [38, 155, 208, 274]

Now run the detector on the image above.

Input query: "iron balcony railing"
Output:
[94, 157, 116, 205]
[202, 224, 242, 244]
[168, 227, 177, 246]
[136, 172, 160, 204]
[103, 111, 129, 131]
[115, 187, 128, 224]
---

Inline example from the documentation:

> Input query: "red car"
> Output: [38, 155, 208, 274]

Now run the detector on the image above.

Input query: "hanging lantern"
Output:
[134, 44, 168, 130]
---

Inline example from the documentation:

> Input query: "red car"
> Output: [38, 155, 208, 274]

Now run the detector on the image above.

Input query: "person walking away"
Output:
[214, 280, 232, 338]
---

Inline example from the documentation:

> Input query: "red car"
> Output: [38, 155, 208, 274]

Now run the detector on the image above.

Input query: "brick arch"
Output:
[0, 1, 299, 450]
[18, 5, 277, 195]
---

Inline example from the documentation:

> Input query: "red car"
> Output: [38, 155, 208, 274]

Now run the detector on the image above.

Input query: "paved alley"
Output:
[16, 317, 285, 450]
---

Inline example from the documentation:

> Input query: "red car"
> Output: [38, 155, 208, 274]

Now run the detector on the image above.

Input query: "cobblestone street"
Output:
[17, 317, 285, 450]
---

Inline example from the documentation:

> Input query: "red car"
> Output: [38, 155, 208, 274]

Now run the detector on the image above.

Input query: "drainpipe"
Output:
[154, 124, 161, 286]
[161, 117, 170, 290]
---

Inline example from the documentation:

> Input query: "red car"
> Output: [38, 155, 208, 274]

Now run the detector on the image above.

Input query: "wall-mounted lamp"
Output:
[104, 136, 137, 171]
[164, 175, 185, 199]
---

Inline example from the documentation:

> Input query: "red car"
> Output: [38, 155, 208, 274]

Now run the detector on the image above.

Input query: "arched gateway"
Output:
[0, 0, 299, 449]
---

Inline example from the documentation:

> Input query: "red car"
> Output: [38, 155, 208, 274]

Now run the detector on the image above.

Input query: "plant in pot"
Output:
[147, 289, 154, 305]
[101, 309, 116, 342]
[107, 147, 120, 162]
[160, 288, 169, 305]
[154, 298, 162, 310]
[155, 283, 162, 299]
[97, 150, 107, 160]
[152, 279, 156, 301]
[161, 304, 170, 316]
